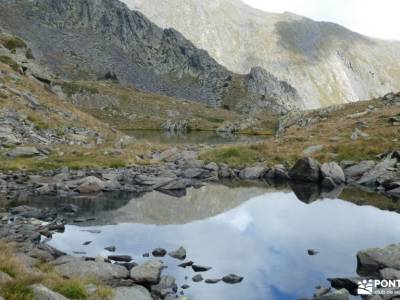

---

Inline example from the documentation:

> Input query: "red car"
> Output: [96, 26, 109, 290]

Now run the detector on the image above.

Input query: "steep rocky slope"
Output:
[0, 0, 303, 113]
[127, 0, 400, 108]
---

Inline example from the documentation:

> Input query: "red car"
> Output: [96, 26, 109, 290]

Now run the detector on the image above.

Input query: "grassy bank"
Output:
[0, 241, 112, 300]
[201, 99, 400, 167]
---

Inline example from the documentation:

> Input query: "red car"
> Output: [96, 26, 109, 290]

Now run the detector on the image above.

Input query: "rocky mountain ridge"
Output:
[127, 0, 400, 108]
[0, 0, 303, 114]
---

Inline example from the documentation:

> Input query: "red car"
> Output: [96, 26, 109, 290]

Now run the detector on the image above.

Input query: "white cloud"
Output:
[243, 0, 400, 40]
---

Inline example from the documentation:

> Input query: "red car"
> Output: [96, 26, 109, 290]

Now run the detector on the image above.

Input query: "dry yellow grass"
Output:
[201, 99, 400, 166]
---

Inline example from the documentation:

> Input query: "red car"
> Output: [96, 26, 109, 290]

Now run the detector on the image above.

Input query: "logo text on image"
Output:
[358, 280, 374, 295]
[358, 279, 400, 295]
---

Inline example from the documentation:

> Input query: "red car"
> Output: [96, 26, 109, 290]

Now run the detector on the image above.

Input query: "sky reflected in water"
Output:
[48, 187, 400, 300]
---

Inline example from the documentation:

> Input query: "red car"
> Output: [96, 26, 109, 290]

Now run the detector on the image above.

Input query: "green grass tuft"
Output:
[0, 55, 20, 71]
[0, 36, 27, 51]
[53, 280, 88, 300]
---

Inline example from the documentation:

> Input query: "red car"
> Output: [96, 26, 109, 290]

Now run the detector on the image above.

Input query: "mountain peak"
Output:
[126, 0, 400, 108]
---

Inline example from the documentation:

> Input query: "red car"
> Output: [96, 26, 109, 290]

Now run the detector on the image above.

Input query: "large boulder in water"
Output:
[289, 157, 321, 182]
[130, 260, 164, 285]
[357, 243, 400, 277]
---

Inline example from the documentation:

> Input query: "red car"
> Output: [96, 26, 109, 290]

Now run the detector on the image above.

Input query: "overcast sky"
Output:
[243, 0, 400, 40]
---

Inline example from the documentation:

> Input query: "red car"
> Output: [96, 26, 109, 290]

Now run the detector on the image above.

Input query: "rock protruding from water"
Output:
[130, 260, 164, 285]
[168, 246, 186, 260]
[289, 157, 321, 182]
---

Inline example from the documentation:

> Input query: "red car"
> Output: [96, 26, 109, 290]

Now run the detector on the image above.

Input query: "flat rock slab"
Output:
[53, 256, 129, 282]
[6, 146, 40, 158]
[112, 286, 152, 300]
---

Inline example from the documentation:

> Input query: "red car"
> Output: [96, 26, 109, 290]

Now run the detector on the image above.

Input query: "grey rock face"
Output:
[289, 157, 321, 182]
[30, 284, 68, 300]
[0, 0, 302, 113]
[357, 159, 397, 187]
[320, 162, 345, 184]
[129, 0, 400, 109]
[130, 260, 164, 285]
[344, 160, 376, 180]
[357, 244, 400, 277]
[53, 256, 129, 283]
[112, 286, 152, 300]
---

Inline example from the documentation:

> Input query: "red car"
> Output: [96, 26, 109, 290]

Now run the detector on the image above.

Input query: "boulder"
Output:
[53, 256, 129, 283]
[264, 166, 290, 181]
[239, 166, 267, 180]
[320, 162, 345, 184]
[328, 277, 362, 295]
[357, 244, 400, 277]
[289, 158, 321, 182]
[222, 274, 243, 284]
[168, 246, 186, 260]
[192, 274, 203, 282]
[151, 275, 177, 299]
[112, 286, 152, 300]
[357, 159, 398, 186]
[344, 160, 375, 180]
[108, 255, 132, 262]
[6, 146, 40, 158]
[183, 168, 206, 179]
[30, 284, 69, 300]
[192, 265, 212, 272]
[387, 187, 400, 199]
[78, 176, 105, 194]
[130, 260, 164, 285]
[152, 248, 167, 257]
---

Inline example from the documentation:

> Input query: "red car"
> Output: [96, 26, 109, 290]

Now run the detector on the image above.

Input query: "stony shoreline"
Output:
[1, 146, 399, 203]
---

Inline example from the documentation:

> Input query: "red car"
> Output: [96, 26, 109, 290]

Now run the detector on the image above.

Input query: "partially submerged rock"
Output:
[289, 157, 321, 182]
[130, 260, 164, 285]
[357, 243, 400, 277]
[168, 246, 186, 260]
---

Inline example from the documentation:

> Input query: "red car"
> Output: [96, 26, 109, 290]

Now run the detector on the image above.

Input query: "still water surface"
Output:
[43, 185, 400, 300]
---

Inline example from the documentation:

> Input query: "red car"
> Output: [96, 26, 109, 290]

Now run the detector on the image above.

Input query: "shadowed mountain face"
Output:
[127, 0, 400, 108]
[0, 0, 303, 113]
